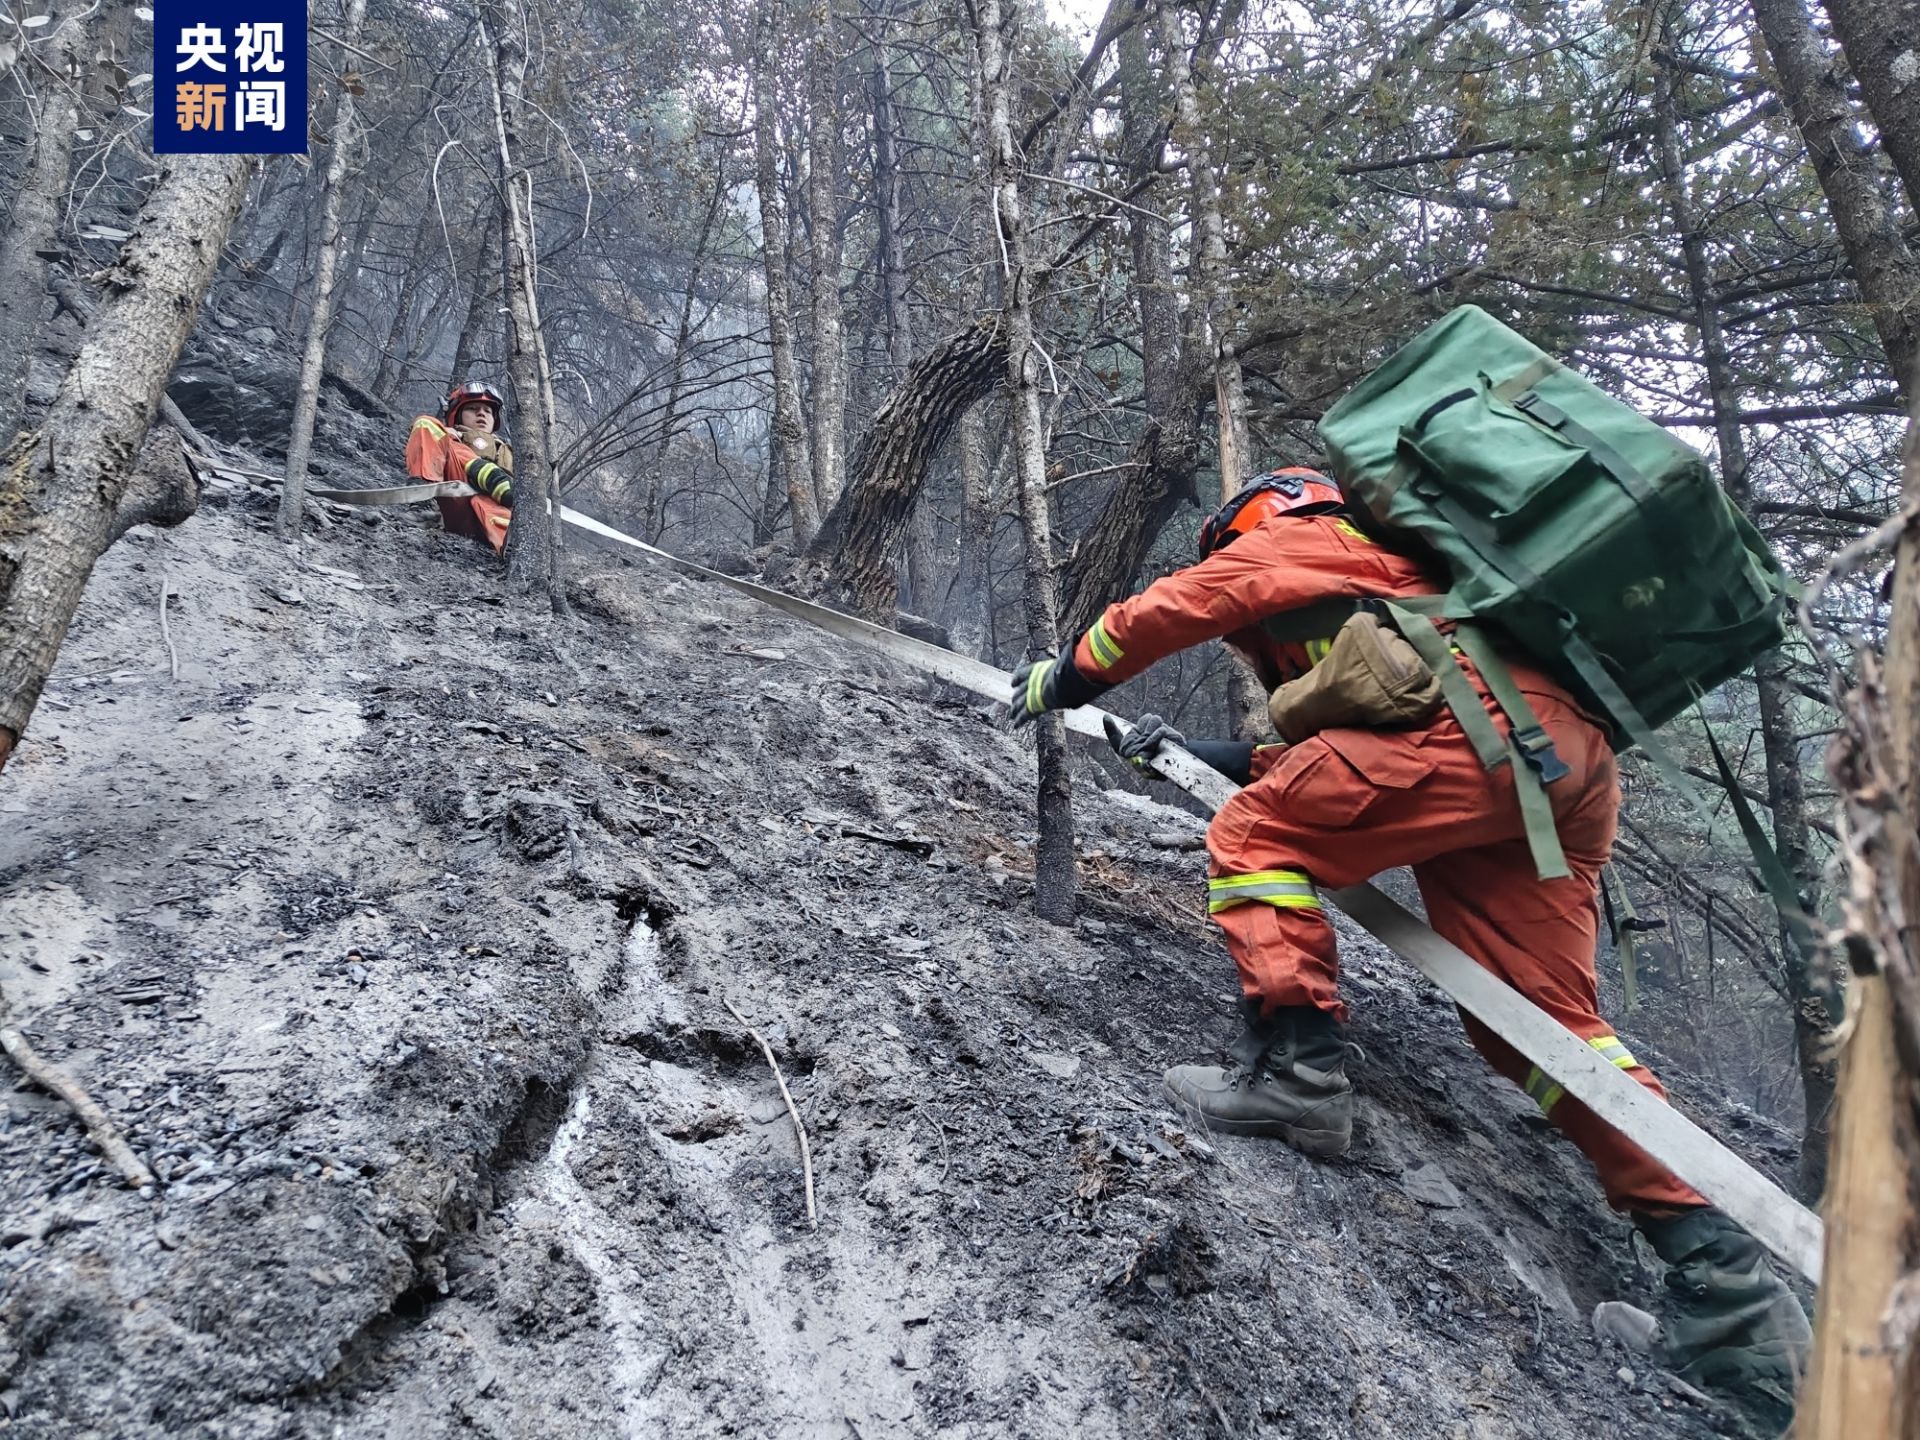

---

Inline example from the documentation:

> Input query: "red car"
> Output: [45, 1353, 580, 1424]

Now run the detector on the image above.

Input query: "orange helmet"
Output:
[1198, 468, 1345, 557]
[444, 380, 504, 427]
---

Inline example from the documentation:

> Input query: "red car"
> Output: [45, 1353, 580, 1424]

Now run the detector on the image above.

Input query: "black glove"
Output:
[1103, 715, 1257, 784]
[1008, 647, 1107, 727]
[1103, 712, 1184, 773]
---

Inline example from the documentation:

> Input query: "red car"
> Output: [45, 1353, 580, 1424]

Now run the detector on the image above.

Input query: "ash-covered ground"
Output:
[0, 463, 1802, 1438]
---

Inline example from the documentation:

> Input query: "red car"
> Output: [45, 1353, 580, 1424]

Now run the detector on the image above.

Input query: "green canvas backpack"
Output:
[1313, 306, 1803, 935]
[1319, 304, 1791, 734]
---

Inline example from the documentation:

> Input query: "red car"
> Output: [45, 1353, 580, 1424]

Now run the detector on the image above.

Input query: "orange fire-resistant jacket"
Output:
[405, 415, 514, 556]
[1069, 512, 1448, 690]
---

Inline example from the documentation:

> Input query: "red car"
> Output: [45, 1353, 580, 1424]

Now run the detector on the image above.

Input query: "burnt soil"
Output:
[0, 476, 1802, 1438]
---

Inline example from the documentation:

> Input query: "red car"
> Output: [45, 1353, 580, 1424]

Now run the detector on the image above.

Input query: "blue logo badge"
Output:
[153, 0, 307, 154]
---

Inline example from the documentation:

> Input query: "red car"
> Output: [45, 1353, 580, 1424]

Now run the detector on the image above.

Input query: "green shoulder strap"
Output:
[1453, 624, 1571, 882]
[1257, 596, 1370, 644]
[1699, 714, 1821, 964]
[1381, 599, 1571, 883]
[1380, 599, 1505, 770]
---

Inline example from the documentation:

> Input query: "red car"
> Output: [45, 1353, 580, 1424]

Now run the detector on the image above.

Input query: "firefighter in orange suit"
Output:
[406, 380, 516, 555]
[1009, 469, 1809, 1405]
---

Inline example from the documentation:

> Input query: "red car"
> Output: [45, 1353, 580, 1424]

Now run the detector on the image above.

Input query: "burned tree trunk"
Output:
[481, 0, 558, 605]
[448, 209, 501, 391]
[1798, 412, 1920, 1437]
[1057, 16, 1204, 640]
[750, 0, 818, 548]
[810, 320, 1005, 618]
[1653, 53, 1837, 1193]
[1059, 353, 1209, 637]
[871, 47, 914, 377]
[1753, 0, 1920, 405]
[0, 0, 87, 450]
[948, 407, 995, 659]
[806, 5, 848, 514]
[0, 155, 252, 776]
[975, 0, 1074, 925]
[277, 0, 371, 542]
[1820, 0, 1920, 215]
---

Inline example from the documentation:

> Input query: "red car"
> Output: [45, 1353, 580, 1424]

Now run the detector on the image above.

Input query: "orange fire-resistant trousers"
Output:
[1205, 672, 1705, 1214]
[435, 494, 512, 557]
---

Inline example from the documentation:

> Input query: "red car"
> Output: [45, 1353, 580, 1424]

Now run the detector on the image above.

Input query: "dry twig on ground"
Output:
[158, 569, 179, 681]
[722, 996, 817, 1227]
[0, 984, 154, 1189]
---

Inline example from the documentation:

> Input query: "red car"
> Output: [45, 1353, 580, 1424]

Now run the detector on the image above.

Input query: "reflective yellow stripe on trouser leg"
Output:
[1207, 869, 1322, 914]
[1524, 1035, 1642, 1117]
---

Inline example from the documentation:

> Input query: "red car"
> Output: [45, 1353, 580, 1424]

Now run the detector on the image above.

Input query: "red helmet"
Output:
[445, 380, 504, 426]
[1198, 468, 1345, 557]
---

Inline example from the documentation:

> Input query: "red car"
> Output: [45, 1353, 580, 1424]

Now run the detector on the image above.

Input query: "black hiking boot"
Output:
[1635, 1206, 1810, 1419]
[1162, 1001, 1352, 1156]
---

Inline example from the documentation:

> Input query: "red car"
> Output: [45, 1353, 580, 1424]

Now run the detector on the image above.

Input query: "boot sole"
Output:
[1164, 1086, 1351, 1157]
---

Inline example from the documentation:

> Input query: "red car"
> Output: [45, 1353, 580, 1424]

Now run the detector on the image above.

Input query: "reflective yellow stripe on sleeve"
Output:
[1304, 637, 1333, 666]
[412, 417, 448, 439]
[1087, 617, 1124, 670]
[1207, 869, 1321, 913]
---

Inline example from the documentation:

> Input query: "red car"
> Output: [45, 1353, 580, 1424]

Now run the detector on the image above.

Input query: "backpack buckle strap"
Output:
[1445, 622, 1571, 786]
[1510, 390, 1563, 426]
[1509, 723, 1571, 785]
[1512, 390, 1657, 508]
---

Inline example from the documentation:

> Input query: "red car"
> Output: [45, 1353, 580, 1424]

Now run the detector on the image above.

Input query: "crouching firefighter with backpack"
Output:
[1010, 465, 1810, 1407]
[405, 380, 517, 556]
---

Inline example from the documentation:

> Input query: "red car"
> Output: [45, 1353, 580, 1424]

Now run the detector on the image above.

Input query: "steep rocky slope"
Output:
[0, 472, 1800, 1438]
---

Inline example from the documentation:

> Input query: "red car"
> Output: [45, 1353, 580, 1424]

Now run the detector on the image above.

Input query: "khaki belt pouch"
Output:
[1268, 611, 1445, 742]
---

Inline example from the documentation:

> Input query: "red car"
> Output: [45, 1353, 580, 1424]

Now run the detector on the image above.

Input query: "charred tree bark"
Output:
[809, 321, 1005, 617]
[871, 48, 914, 377]
[642, 169, 727, 543]
[373, 205, 443, 401]
[751, 1, 818, 548]
[1654, 54, 1837, 1195]
[1753, 0, 1920, 405]
[481, 0, 558, 605]
[948, 406, 994, 658]
[1820, 0, 1920, 216]
[757, 426, 787, 545]
[449, 209, 501, 391]
[1799, 411, 1920, 1437]
[806, 4, 848, 514]
[1057, 360, 1209, 637]
[1160, 0, 1265, 739]
[0, 155, 252, 776]
[1056, 14, 1203, 640]
[0, 0, 86, 451]
[976, 0, 1074, 924]
[277, 0, 371, 543]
